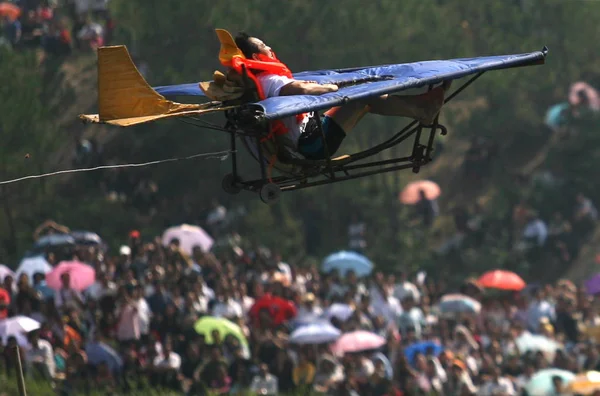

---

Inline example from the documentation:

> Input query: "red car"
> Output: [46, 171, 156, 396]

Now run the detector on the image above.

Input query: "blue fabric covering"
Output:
[152, 50, 546, 120]
[154, 83, 206, 97]
[258, 51, 546, 120]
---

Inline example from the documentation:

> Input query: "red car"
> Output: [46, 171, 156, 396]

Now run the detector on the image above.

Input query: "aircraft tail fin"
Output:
[80, 45, 204, 126]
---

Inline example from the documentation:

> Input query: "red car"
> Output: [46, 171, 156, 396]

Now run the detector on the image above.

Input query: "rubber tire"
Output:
[259, 183, 281, 205]
[222, 173, 242, 194]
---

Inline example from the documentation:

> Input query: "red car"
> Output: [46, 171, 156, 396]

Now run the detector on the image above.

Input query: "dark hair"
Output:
[235, 32, 260, 58]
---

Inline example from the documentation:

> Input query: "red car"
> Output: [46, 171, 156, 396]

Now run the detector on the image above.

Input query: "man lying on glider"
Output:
[234, 32, 451, 160]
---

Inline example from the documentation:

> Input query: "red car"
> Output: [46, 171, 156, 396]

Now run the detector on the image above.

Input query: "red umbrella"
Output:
[0, 287, 10, 319]
[0, 3, 21, 21]
[477, 270, 526, 291]
[249, 293, 297, 327]
[399, 180, 441, 204]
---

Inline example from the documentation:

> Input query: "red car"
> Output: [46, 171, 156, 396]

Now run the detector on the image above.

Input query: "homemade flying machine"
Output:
[80, 29, 547, 204]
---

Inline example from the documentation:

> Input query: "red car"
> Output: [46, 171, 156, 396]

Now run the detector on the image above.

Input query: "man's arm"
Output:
[279, 81, 338, 96]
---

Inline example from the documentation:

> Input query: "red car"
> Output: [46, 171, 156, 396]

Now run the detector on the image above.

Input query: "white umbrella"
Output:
[162, 224, 214, 255]
[0, 316, 40, 346]
[15, 256, 52, 280]
[290, 322, 341, 345]
[0, 265, 15, 282]
[324, 303, 354, 322]
[516, 332, 562, 361]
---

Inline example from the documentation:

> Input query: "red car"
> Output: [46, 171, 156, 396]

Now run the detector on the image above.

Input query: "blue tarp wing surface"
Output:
[153, 50, 546, 120]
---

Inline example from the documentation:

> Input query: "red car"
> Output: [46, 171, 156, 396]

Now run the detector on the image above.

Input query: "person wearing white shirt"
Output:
[296, 293, 323, 319]
[115, 292, 140, 345]
[85, 271, 117, 301]
[397, 295, 425, 339]
[25, 330, 55, 380]
[132, 286, 151, 339]
[250, 364, 278, 396]
[153, 347, 181, 371]
[393, 272, 421, 303]
[369, 285, 402, 325]
[212, 291, 243, 319]
[479, 367, 515, 396]
[527, 289, 555, 333]
[54, 273, 85, 312]
[521, 215, 548, 247]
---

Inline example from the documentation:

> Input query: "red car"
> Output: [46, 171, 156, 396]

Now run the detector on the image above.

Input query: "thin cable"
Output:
[0, 149, 235, 185]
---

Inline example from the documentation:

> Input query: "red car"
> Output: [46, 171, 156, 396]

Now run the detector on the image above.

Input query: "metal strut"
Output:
[222, 72, 488, 196]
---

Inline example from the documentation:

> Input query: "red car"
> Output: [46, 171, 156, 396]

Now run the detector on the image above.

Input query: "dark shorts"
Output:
[297, 115, 346, 160]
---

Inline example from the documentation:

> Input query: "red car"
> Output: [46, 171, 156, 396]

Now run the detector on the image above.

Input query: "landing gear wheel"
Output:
[259, 183, 281, 204]
[222, 173, 241, 194]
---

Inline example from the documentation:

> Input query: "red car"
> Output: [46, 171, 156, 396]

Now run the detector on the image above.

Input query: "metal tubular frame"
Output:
[222, 72, 485, 197]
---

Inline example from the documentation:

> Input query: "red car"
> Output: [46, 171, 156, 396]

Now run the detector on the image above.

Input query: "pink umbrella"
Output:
[46, 261, 95, 291]
[399, 180, 441, 204]
[569, 81, 600, 111]
[330, 330, 386, 356]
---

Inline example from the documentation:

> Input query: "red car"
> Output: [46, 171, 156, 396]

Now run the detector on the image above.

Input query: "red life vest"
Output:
[229, 52, 307, 141]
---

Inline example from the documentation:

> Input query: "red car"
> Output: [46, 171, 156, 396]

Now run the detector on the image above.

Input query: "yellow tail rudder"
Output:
[96, 45, 197, 121]
[80, 45, 222, 127]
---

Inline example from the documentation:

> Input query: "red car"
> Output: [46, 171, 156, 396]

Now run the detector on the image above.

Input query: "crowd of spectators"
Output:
[1, 0, 113, 57]
[1, 221, 600, 396]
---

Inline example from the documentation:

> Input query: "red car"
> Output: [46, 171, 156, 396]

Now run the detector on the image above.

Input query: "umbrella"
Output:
[289, 322, 341, 344]
[322, 251, 373, 277]
[323, 303, 355, 322]
[194, 316, 248, 347]
[399, 180, 441, 204]
[85, 341, 123, 373]
[524, 368, 575, 396]
[70, 230, 103, 246]
[249, 293, 297, 327]
[330, 331, 386, 355]
[545, 102, 571, 129]
[291, 313, 322, 329]
[477, 270, 526, 291]
[34, 234, 76, 250]
[0, 2, 20, 21]
[15, 256, 53, 280]
[0, 288, 10, 307]
[162, 224, 214, 255]
[585, 274, 600, 295]
[569, 81, 600, 111]
[372, 352, 394, 379]
[439, 294, 481, 315]
[516, 332, 562, 360]
[566, 371, 600, 394]
[45, 261, 95, 291]
[404, 341, 444, 364]
[0, 316, 40, 345]
[0, 265, 15, 282]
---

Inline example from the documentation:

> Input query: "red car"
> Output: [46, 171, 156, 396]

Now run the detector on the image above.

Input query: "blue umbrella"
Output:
[85, 342, 123, 373]
[404, 341, 444, 364]
[545, 102, 570, 129]
[70, 230, 103, 246]
[525, 368, 575, 396]
[322, 251, 373, 277]
[34, 234, 75, 250]
[439, 294, 481, 315]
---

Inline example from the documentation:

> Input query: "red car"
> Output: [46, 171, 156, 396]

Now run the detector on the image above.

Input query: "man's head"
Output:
[235, 32, 275, 60]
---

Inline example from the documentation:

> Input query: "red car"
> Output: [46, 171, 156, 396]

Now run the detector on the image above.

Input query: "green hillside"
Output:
[3, 0, 600, 285]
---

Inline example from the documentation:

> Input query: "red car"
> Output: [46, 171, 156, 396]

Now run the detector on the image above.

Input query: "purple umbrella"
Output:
[585, 273, 600, 295]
